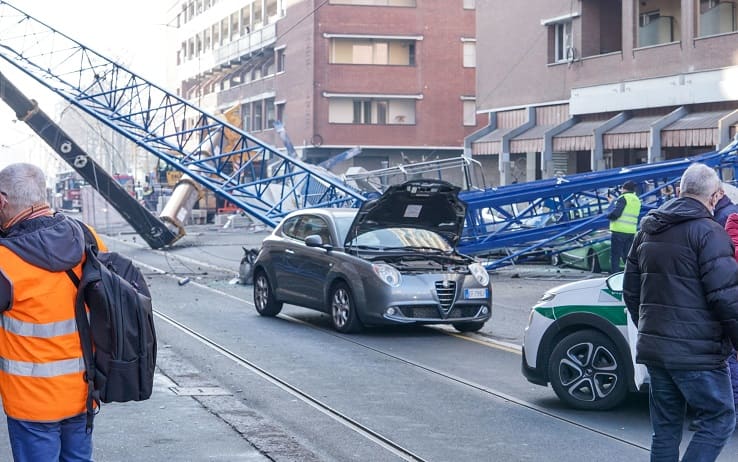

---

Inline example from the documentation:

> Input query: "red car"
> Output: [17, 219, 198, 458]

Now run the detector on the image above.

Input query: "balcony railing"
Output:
[179, 23, 277, 80]
[639, 16, 675, 47]
[700, 2, 736, 37]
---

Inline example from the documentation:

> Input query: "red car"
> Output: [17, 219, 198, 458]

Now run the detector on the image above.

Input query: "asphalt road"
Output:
[87, 223, 738, 460]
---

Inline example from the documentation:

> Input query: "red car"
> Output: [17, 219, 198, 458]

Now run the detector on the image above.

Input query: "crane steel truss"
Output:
[458, 144, 738, 268]
[0, 1, 365, 229]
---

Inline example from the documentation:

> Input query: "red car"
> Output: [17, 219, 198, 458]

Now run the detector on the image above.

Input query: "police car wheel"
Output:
[548, 329, 628, 410]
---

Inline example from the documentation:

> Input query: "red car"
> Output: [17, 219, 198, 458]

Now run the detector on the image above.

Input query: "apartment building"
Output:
[173, 0, 482, 177]
[471, 0, 738, 186]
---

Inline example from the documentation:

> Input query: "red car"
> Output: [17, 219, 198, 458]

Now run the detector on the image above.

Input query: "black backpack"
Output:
[66, 220, 157, 429]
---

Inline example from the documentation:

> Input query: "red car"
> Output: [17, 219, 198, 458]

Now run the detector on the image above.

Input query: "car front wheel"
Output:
[547, 329, 628, 410]
[253, 271, 282, 316]
[330, 282, 363, 333]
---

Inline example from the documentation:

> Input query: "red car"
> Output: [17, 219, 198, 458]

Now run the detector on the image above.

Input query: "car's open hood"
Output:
[344, 179, 467, 247]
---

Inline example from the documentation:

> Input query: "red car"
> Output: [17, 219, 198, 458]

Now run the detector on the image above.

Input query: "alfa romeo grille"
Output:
[435, 281, 456, 311]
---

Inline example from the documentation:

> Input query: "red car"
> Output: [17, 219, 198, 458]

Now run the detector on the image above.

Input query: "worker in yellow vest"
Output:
[608, 180, 642, 273]
[0, 163, 105, 462]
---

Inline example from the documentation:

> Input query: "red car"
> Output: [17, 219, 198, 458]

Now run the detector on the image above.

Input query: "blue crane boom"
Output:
[0, 1, 365, 230]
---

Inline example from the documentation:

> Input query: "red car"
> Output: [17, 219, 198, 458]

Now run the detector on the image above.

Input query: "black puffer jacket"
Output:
[623, 197, 738, 370]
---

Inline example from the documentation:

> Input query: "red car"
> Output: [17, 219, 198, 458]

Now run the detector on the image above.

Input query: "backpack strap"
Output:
[65, 248, 101, 432]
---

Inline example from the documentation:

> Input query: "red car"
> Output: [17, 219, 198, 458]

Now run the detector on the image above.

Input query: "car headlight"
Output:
[468, 262, 489, 286]
[372, 263, 401, 287]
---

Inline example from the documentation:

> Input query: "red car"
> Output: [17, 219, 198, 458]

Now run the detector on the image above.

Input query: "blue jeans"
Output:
[610, 231, 634, 273]
[6, 413, 92, 462]
[646, 366, 735, 462]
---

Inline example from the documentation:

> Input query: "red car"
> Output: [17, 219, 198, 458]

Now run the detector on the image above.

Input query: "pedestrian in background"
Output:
[0, 163, 104, 462]
[713, 184, 738, 226]
[607, 180, 642, 273]
[623, 163, 738, 462]
[723, 210, 738, 422]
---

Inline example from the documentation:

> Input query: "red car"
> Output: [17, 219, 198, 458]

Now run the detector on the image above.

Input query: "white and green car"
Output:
[522, 272, 648, 410]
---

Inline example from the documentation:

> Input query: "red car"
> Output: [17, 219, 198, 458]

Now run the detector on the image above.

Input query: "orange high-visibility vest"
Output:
[0, 246, 88, 422]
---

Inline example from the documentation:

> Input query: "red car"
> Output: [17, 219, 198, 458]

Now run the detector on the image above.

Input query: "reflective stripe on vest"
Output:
[610, 193, 642, 234]
[1, 315, 78, 338]
[0, 244, 87, 422]
[0, 357, 85, 377]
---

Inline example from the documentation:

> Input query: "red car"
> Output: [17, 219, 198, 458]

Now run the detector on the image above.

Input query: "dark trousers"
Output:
[610, 231, 634, 273]
[646, 365, 735, 462]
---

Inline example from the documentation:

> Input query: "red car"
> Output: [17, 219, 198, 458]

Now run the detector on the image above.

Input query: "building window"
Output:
[330, 38, 416, 65]
[277, 48, 286, 72]
[253, 100, 263, 131]
[328, 0, 416, 6]
[552, 21, 573, 62]
[242, 103, 251, 132]
[212, 24, 220, 48]
[253, 0, 263, 26]
[241, 7, 251, 35]
[230, 12, 240, 40]
[266, 0, 279, 22]
[204, 29, 211, 51]
[328, 98, 416, 125]
[463, 0, 475, 9]
[463, 100, 476, 126]
[462, 41, 476, 67]
[265, 97, 276, 129]
[276, 103, 285, 126]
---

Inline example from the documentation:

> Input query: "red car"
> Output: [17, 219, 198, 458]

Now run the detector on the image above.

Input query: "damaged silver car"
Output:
[252, 179, 492, 333]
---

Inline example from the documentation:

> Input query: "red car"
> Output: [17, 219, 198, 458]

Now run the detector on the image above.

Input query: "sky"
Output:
[0, 0, 178, 176]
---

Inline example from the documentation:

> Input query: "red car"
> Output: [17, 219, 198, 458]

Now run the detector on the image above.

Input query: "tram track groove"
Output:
[154, 309, 428, 462]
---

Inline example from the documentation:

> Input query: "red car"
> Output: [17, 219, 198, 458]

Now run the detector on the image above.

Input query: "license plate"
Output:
[464, 288, 488, 299]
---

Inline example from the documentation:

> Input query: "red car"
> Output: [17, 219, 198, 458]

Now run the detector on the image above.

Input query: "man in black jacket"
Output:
[624, 163, 738, 462]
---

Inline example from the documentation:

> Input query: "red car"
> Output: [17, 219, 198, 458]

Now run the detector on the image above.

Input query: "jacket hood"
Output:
[0, 214, 85, 271]
[640, 197, 712, 235]
[344, 179, 467, 247]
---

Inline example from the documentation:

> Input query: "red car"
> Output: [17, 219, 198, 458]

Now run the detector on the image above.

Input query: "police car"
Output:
[521, 272, 648, 410]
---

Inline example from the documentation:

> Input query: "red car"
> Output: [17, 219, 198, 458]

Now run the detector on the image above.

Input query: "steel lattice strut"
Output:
[0, 1, 365, 228]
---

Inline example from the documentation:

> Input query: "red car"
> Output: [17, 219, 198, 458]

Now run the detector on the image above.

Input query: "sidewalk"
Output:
[0, 348, 270, 461]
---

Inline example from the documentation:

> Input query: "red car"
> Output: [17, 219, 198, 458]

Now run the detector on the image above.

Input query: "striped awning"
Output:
[471, 127, 517, 155]
[552, 120, 604, 151]
[509, 125, 555, 153]
[661, 110, 730, 147]
[603, 115, 663, 150]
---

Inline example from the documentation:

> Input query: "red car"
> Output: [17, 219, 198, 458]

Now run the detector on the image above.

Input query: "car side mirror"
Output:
[305, 234, 331, 250]
[605, 271, 624, 292]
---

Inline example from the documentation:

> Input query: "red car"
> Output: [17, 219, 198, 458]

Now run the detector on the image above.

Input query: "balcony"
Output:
[179, 22, 277, 81]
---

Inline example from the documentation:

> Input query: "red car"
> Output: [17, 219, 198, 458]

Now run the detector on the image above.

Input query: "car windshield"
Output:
[342, 225, 453, 252]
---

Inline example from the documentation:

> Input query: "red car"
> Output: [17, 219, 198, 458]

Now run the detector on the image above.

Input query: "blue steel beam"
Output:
[0, 1, 365, 228]
[459, 144, 738, 268]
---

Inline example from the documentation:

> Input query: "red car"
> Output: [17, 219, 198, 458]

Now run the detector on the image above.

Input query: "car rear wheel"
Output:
[452, 321, 485, 332]
[330, 282, 363, 333]
[253, 271, 282, 316]
[587, 250, 601, 273]
[547, 329, 628, 410]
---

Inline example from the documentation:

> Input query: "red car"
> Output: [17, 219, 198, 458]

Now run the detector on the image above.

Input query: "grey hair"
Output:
[0, 163, 48, 211]
[679, 163, 721, 200]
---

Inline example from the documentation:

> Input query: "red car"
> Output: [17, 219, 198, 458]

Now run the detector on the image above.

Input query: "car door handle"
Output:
[285, 249, 295, 254]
